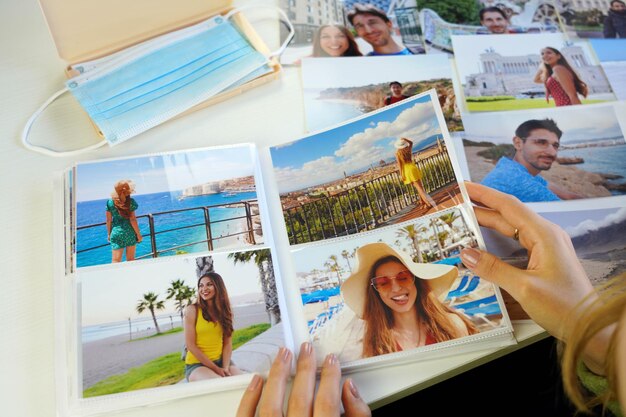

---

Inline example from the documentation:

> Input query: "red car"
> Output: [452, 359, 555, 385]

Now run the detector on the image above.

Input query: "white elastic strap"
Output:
[225, 5, 295, 59]
[21, 87, 107, 157]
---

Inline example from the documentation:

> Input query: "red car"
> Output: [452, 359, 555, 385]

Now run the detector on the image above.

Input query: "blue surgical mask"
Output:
[22, 7, 294, 156]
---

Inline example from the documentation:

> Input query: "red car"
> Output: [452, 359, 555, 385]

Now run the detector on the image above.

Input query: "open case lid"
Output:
[38, 0, 234, 64]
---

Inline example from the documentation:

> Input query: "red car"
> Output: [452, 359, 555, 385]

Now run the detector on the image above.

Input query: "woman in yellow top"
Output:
[184, 272, 242, 381]
[395, 137, 437, 211]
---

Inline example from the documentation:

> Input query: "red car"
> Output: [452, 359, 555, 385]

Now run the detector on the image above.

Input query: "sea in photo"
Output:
[77, 190, 259, 268]
[460, 104, 626, 200]
[80, 250, 282, 396]
[74, 146, 262, 268]
[301, 55, 463, 133]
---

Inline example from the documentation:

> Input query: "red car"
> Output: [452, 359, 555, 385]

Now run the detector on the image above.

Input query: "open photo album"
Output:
[53, 90, 516, 417]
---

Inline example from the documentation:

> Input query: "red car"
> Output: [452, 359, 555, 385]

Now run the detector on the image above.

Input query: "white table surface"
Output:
[0, 1, 547, 416]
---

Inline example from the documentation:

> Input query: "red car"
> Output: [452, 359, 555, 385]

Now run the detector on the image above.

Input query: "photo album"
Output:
[53, 90, 516, 416]
[52, 0, 626, 416]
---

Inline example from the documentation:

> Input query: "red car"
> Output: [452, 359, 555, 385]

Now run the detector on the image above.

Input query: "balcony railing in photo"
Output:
[284, 148, 456, 245]
[76, 200, 261, 262]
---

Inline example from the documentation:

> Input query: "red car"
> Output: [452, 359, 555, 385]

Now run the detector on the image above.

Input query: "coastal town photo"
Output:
[301, 54, 463, 133]
[75, 145, 264, 268]
[269, 92, 465, 246]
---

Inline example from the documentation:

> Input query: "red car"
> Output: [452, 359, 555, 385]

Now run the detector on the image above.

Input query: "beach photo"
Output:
[419, 0, 561, 54]
[278, 0, 425, 65]
[589, 38, 626, 100]
[289, 206, 506, 365]
[269, 92, 465, 246]
[301, 54, 463, 133]
[451, 33, 616, 112]
[79, 248, 283, 398]
[75, 145, 264, 268]
[481, 203, 626, 289]
[460, 104, 626, 203]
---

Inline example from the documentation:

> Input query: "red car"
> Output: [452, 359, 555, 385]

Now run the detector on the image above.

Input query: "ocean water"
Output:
[76, 190, 257, 268]
[304, 89, 364, 132]
[82, 314, 183, 343]
[558, 143, 626, 194]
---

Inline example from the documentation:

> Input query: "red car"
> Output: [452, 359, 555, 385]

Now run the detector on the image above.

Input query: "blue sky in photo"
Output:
[76, 146, 255, 202]
[589, 39, 626, 62]
[269, 94, 443, 193]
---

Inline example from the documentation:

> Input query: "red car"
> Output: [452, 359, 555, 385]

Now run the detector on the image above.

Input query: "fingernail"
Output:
[301, 341, 312, 356]
[461, 248, 480, 268]
[247, 374, 262, 391]
[325, 353, 337, 366]
[279, 347, 291, 362]
[348, 378, 360, 399]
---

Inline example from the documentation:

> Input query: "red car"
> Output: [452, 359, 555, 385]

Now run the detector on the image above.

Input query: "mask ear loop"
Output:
[21, 87, 107, 157]
[224, 5, 295, 59]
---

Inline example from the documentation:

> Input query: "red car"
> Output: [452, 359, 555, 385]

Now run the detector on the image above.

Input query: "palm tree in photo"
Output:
[228, 249, 280, 325]
[429, 218, 444, 259]
[166, 279, 195, 323]
[327, 254, 343, 285]
[396, 224, 423, 264]
[341, 249, 353, 273]
[136, 292, 166, 334]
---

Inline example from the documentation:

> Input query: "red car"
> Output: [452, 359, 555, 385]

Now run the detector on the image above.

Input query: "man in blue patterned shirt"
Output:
[481, 119, 584, 202]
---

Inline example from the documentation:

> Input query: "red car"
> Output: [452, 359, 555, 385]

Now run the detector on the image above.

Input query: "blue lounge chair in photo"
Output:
[446, 274, 480, 302]
[453, 295, 502, 327]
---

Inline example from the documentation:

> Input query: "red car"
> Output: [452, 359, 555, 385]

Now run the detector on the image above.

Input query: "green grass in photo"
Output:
[467, 98, 606, 112]
[83, 323, 272, 397]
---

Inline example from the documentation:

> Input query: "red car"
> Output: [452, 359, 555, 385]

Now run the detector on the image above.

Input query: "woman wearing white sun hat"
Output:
[341, 242, 477, 357]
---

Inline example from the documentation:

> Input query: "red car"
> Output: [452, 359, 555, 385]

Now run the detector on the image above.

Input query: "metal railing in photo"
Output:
[76, 200, 260, 260]
[283, 149, 456, 245]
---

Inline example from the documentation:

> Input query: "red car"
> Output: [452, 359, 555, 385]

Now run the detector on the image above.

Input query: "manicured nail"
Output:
[247, 374, 262, 391]
[461, 248, 480, 268]
[325, 353, 337, 366]
[301, 341, 312, 356]
[279, 347, 291, 362]
[348, 378, 360, 399]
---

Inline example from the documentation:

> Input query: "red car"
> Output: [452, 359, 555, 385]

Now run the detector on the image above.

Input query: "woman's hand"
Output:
[236, 343, 371, 417]
[459, 183, 595, 343]
[136, 234, 143, 243]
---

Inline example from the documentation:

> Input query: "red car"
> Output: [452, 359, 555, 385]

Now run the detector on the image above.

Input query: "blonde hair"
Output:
[111, 180, 135, 219]
[395, 146, 413, 164]
[561, 273, 626, 414]
[362, 256, 478, 357]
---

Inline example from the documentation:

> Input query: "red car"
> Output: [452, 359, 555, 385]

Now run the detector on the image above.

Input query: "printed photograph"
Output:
[75, 146, 264, 268]
[290, 207, 505, 364]
[589, 38, 626, 100]
[558, 0, 626, 38]
[481, 204, 626, 287]
[419, 0, 561, 54]
[269, 92, 465, 246]
[80, 249, 282, 397]
[460, 104, 626, 202]
[301, 54, 463, 133]
[451, 33, 616, 112]
[279, 0, 425, 65]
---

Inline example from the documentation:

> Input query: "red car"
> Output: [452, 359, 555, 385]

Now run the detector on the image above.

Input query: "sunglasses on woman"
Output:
[370, 269, 415, 292]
